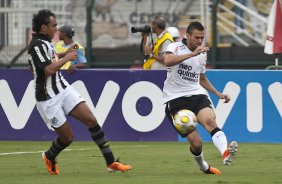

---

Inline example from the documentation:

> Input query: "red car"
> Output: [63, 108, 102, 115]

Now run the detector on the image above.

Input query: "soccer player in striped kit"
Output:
[28, 9, 132, 175]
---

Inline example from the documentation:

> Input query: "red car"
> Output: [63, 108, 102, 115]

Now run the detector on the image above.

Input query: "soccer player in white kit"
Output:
[163, 22, 238, 174]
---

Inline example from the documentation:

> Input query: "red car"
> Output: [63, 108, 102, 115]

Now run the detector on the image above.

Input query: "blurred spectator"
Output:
[143, 16, 174, 70]
[130, 59, 143, 70]
[167, 27, 181, 42]
[55, 25, 87, 73]
[234, 0, 246, 34]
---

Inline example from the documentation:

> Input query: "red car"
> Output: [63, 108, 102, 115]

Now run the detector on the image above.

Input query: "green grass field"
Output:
[0, 141, 281, 184]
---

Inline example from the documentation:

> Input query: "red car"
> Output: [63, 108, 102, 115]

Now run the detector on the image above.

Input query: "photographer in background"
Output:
[55, 25, 87, 73]
[167, 26, 181, 42]
[143, 16, 174, 70]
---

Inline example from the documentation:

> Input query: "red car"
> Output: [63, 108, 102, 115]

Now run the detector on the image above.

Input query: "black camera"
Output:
[131, 25, 151, 33]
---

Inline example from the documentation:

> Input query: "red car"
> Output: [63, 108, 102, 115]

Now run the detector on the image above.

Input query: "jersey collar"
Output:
[182, 38, 187, 46]
[182, 38, 193, 52]
[32, 33, 51, 42]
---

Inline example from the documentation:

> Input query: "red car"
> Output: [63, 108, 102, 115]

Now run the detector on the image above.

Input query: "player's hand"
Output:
[65, 43, 79, 53]
[65, 51, 77, 61]
[218, 93, 231, 103]
[193, 46, 209, 56]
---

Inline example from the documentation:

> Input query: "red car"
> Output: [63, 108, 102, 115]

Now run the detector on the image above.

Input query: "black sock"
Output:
[89, 125, 115, 165]
[190, 146, 202, 156]
[210, 127, 221, 137]
[45, 138, 69, 160]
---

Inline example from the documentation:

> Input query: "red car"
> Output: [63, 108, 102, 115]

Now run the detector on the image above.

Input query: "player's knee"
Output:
[204, 117, 217, 130]
[207, 115, 216, 124]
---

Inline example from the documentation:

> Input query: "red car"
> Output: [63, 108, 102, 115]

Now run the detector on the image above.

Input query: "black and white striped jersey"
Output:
[28, 34, 69, 101]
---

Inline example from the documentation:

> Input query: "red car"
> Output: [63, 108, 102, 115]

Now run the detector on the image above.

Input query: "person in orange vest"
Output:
[143, 16, 173, 70]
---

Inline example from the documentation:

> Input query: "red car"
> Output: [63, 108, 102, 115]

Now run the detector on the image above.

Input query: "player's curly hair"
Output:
[32, 9, 55, 33]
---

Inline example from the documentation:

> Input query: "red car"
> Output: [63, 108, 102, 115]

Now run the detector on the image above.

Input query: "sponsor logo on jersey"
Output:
[177, 64, 199, 82]
[179, 44, 186, 50]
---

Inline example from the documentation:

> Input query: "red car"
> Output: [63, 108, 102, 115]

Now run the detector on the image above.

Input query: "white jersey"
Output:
[163, 41, 207, 103]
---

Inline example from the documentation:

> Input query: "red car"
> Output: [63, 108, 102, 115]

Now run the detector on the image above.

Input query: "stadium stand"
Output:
[0, 0, 279, 69]
[0, 45, 27, 65]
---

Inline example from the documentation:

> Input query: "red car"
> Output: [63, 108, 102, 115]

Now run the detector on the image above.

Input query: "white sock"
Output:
[212, 131, 228, 156]
[193, 152, 209, 171]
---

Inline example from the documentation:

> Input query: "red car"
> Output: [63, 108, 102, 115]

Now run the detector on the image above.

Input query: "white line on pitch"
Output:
[0, 145, 149, 156]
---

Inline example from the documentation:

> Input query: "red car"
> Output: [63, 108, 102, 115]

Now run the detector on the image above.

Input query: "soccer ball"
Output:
[173, 109, 198, 134]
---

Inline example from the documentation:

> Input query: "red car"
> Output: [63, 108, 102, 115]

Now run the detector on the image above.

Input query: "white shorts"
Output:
[36, 86, 85, 130]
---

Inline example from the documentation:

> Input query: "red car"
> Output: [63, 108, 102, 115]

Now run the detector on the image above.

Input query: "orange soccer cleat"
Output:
[107, 159, 132, 173]
[42, 152, 60, 175]
[203, 166, 222, 175]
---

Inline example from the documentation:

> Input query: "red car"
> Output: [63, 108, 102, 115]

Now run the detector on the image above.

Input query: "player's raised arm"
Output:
[164, 46, 208, 67]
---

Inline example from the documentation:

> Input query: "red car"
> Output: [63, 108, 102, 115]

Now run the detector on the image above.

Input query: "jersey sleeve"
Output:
[165, 43, 178, 55]
[29, 41, 51, 69]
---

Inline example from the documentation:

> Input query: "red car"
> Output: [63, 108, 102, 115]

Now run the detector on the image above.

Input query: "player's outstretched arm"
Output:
[164, 52, 196, 67]
[200, 74, 231, 103]
[164, 46, 209, 67]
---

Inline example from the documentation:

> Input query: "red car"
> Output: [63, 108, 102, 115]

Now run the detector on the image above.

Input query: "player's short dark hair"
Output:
[152, 16, 166, 30]
[186, 21, 204, 35]
[32, 9, 55, 33]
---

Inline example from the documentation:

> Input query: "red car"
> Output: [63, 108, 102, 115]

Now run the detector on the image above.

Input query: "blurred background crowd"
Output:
[0, 0, 279, 69]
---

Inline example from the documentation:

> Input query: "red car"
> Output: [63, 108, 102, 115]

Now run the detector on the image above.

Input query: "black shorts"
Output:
[165, 94, 212, 137]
